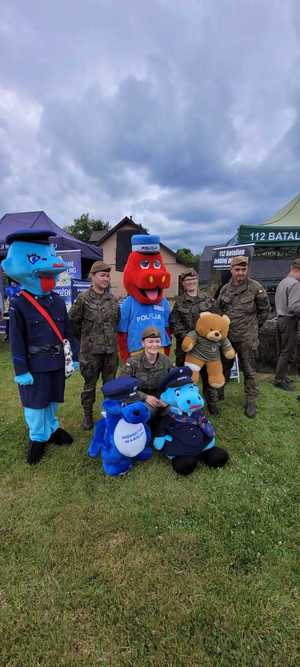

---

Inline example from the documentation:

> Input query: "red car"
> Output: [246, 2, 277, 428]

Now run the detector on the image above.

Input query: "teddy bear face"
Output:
[195, 311, 230, 341]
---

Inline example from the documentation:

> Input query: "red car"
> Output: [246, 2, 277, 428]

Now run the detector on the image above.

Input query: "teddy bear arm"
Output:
[222, 339, 236, 360]
[182, 335, 195, 352]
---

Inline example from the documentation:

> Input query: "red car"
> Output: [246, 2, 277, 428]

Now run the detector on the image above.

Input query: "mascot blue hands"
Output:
[88, 377, 152, 477]
[153, 367, 229, 475]
[1, 229, 79, 464]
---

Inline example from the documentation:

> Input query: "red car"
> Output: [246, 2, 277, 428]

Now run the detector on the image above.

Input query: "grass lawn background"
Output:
[0, 339, 299, 667]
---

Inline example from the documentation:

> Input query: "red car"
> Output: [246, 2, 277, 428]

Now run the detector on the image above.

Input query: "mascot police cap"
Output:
[159, 367, 193, 392]
[6, 229, 56, 245]
[131, 234, 160, 254]
[102, 376, 141, 401]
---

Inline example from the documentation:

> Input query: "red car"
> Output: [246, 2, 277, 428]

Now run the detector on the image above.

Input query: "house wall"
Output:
[100, 225, 187, 301]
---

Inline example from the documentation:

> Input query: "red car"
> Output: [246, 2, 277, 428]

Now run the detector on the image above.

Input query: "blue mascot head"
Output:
[1, 229, 67, 296]
[159, 367, 205, 416]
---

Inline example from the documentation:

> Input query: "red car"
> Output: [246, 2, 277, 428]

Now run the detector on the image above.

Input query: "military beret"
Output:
[141, 325, 161, 340]
[5, 229, 56, 245]
[102, 376, 141, 401]
[131, 234, 160, 253]
[181, 269, 198, 280]
[230, 255, 248, 268]
[159, 366, 193, 392]
[89, 261, 111, 274]
[292, 257, 300, 268]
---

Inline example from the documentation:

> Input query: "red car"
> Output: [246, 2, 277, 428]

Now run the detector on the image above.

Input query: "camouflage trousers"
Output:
[231, 341, 258, 401]
[80, 352, 118, 409]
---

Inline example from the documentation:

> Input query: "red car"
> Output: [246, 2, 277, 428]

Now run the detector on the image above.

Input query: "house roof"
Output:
[96, 216, 184, 261]
[0, 210, 102, 260]
[262, 193, 300, 227]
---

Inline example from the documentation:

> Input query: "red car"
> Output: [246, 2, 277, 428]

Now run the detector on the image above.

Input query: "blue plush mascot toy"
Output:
[1, 229, 79, 464]
[88, 377, 152, 476]
[153, 367, 229, 475]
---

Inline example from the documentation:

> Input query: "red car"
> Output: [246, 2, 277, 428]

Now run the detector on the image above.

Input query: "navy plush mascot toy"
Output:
[88, 377, 152, 476]
[153, 367, 229, 475]
[1, 229, 79, 464]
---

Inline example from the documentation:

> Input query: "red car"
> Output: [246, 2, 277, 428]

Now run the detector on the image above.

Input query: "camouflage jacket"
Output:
[69, 287, 120, 356]
[170, 292, 216, 340]
[119, 352, 173, 400]
[217, 278, 270, 347]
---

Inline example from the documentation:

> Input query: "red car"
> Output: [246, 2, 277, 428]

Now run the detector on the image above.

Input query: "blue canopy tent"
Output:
[0, 210, 102, 276]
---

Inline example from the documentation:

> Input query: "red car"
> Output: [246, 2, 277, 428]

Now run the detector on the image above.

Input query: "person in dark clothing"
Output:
[214, 270, 235, 399]
[217, 255, 270, 418]
[2, 229, 78, 464]
[169, 269, 219, 415]
[273, 258, 300, 391]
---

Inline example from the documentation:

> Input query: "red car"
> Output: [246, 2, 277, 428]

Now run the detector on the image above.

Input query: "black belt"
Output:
[28, 344, 62, 355]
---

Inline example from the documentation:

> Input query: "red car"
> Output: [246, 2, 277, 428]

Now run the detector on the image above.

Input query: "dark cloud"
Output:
[0, 0, 300, 251]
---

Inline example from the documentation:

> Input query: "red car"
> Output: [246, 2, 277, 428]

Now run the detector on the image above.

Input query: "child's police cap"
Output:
[131, 234, 160, 253]
[160, 367, 193, 392]
[102, 376, 141, 401]
[6, 229, 56, 245]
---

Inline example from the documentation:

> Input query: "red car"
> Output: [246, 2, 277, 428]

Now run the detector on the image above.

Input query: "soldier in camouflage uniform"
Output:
[69, 261, 120, 430]
[169, 269, 219, 414]
[119, 326, 173, 418]
[217, 255, 270, 418]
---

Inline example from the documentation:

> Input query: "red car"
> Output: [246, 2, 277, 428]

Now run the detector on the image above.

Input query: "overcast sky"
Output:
[1, 0, 300, 252]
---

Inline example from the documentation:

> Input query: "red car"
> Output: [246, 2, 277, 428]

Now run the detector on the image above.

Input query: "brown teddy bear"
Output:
[182, 311, 236, 387]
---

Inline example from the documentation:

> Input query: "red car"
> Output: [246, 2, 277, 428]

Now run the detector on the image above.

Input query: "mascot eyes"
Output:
[175, 389, 180, 397]
[153, 260, 161, 269]
[140, 260, 150, 269]
[27, 254, 43, 265]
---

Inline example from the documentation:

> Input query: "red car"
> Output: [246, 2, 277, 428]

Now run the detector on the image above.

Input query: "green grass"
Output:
[0, 339, 299, 667]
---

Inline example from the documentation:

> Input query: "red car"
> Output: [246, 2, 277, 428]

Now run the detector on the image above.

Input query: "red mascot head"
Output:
[123, 235, 171, 304]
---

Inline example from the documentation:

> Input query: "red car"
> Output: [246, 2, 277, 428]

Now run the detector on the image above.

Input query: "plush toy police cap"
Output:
[102, 376, 141, 401]
[230, 255, 248, 268]
[5, 229, 56, 245]
[131, 234, 160, 254]
[159, 366, 193, 392]
[142, 325, 161, 340]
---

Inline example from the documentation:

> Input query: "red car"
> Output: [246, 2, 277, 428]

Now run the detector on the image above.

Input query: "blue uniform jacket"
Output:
[9, 291, 78, 376]
[155, 408, 214, 457]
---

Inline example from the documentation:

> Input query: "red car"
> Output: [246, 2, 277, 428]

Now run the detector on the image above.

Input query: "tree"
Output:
[176, 247, 200, 269]
[65, 213, 110, 243]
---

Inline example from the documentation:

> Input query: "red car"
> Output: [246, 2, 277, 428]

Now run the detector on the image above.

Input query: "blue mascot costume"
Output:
[1, 229, 79, 464]
[154, 367, 229, 475]
[88, 377, 152, 476]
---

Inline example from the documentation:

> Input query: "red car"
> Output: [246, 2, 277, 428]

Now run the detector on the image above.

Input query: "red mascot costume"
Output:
[118, 235, 171, 360]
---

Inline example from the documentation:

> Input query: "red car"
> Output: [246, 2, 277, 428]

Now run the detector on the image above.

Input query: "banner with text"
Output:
[54, 249, 82, 310]
[212, 244, 254, 270]
[238, 225, 300, 245]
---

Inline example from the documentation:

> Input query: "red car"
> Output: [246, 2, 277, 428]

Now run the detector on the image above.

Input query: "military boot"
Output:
[82, 407, 94, 430]
[205, 387, 220, 417]
[244, 400, 256, 419]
